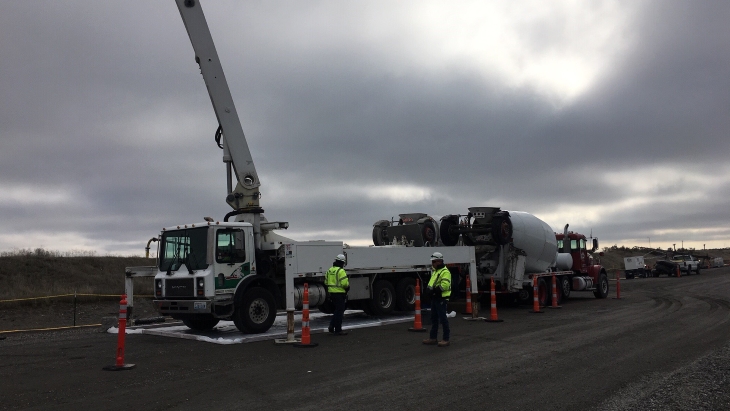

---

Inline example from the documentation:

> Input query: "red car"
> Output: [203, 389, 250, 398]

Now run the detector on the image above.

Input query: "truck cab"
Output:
[153, 221, 281, 333]
[555, 233, 599, 275]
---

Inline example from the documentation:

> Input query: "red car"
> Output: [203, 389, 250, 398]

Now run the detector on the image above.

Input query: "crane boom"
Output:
[175, 0, 261, 212]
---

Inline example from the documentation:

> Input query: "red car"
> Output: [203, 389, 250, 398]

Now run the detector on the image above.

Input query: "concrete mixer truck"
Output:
[373, 207, 609, 306]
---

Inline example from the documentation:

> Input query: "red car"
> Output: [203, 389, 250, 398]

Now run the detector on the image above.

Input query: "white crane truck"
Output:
[124, 0, 478, 337]
[373, 207, 610, 306]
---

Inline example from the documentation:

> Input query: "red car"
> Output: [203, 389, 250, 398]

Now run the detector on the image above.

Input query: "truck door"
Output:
[214, 228, 251, 293]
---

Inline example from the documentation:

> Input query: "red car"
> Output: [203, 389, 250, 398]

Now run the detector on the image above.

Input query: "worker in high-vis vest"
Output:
[423, 252, 451, 347]
[325, 254, 350, 335]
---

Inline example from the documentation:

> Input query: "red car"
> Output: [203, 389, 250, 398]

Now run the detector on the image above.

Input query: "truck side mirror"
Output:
[592, 238, 599, 252]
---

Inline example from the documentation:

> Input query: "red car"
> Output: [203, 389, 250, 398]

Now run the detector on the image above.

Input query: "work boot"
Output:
[333, 331, 348, 336]
[328, 327, 334, 334]
[422, 339, 438, 345]
[437, 340, 450, 347]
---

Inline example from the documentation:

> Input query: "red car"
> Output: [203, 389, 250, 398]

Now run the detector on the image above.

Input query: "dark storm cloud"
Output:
[1, 0, 728, 254]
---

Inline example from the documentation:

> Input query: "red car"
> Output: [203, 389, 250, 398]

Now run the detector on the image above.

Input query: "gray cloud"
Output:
[1, 0, 728, 255]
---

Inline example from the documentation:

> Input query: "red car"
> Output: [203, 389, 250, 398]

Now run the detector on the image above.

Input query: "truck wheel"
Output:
[696, 266, 701, 275]
[517, 288, 531, 305]
[395, 277, 416, 311]
[182, 314, 220, 331]
[368, 280, 396, 316]
[233, 287, 276, 334]
[318, 298, 335, 314]
[491, 215, 513, 245]
[439, 215, 460, 246]
[559, 276, 571, 300]
[421, 220, 438, 246]
[372, 220, 390, 246]
[593, 273, 609, 299]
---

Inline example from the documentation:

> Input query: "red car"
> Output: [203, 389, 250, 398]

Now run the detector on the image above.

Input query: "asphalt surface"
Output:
[2, 267, 730, 411]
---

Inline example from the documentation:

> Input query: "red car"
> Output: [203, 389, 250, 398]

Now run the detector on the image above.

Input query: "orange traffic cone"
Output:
[103, 295, 136, 371]
[462, 276, 473, 315]
[613, 272, 622, 299]
[529, 276, 544, 314]
[294, 283, 318, 348]
[548, 275, 562, 308]
[485, 277, 503, 322]
[409, 279, 427, 332]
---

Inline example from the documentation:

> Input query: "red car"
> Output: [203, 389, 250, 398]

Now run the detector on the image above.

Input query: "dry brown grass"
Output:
[598, 246, 730, 275]
[0, 248, 155, 303]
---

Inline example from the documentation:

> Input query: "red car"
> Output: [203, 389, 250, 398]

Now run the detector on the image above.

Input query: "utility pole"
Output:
[673, 243, 676, 251]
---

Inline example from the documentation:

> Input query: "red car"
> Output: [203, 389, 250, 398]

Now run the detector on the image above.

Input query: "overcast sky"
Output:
[1, 0, 729, 256]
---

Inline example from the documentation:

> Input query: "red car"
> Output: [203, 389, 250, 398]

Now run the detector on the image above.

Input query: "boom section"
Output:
[175, 0, 260, 210]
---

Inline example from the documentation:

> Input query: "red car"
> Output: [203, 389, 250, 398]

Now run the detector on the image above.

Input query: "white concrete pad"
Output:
[112, 310, 415, 344]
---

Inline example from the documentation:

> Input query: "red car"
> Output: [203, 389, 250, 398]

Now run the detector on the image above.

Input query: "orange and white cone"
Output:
[103, 295, 136, 371]
[462, 276, 473, 315]
[294, 283, 318, 348]
[548, 275, 562, 308]
[485, 277, 503, 322]
[409, 279, 428, 332]
[529, 276, 544, 314]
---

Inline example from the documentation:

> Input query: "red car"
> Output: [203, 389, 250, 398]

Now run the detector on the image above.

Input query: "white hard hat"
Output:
[335, 254, 346, 262]
[430, 252, 444, 261]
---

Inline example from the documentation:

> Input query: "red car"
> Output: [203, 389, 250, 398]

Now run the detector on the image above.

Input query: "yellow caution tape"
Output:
[0, 323, 102, 334]
[0, 294, 154, 303]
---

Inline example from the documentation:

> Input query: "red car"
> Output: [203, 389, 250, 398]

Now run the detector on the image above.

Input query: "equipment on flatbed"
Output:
[374, 206, 609, 306]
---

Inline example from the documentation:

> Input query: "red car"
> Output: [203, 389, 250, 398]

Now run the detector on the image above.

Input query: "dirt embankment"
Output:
[0, 253, 156, 331]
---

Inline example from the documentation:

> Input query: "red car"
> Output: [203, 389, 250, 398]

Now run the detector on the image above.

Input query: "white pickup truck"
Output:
[671, 255, 700, 275]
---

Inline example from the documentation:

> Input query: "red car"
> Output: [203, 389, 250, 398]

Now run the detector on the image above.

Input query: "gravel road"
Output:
[2, 267, 729, 410]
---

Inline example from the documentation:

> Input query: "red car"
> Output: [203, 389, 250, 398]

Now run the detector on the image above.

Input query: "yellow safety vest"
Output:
[428, 266, 452, 298]
[325, 267, 349, 293]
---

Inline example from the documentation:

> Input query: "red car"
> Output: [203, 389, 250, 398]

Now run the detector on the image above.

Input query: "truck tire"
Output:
[372, 220, 390, 246]
[368, 280, 396, 316]
[517, 288, 531, 305]
[318, 298, 335, 314]
[491, 215, 513, 245]
[182, 314, 220, 331]
[696, 266, 701, 275]
[439, 215, 460, 246]
[559, 276, 571, 300]
[421, 220, 437, 246]
[233, 287, 276, 334]
[395, 277, 416, 311]
[593, 273, 609, 299]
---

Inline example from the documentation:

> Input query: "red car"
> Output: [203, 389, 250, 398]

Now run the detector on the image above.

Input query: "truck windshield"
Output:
[159, 227, 209, 272]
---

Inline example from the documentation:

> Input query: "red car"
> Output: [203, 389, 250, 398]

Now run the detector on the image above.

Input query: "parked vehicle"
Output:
[712, 257, 724, 268]
[672, 255, 700, 275]
[623, 256, 647, 279]
[124, 0, 481, 335]
[373, 207, 609, 306]
[652, 260, 679, 277]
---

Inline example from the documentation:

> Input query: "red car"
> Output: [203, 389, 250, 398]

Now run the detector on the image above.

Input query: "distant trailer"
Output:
[624, 256, 647, 279]
[712, 257, 724, 268]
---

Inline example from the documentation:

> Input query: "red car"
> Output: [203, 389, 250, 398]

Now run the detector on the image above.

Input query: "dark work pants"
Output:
[329, 293, 347, 332]
[429, 298, 450, 341]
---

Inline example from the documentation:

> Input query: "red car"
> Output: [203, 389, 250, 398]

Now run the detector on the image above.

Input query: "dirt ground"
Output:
[0, 297, 159, 332]
[2, 267, 730, 411]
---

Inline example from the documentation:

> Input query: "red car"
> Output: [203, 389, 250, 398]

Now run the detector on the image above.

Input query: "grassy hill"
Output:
[597, 245, 730, 274]
[0, 249, 155, 302]
[1, 246, 729, 302]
